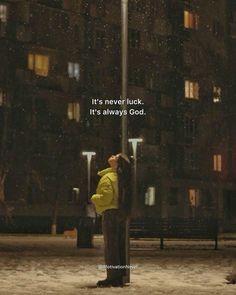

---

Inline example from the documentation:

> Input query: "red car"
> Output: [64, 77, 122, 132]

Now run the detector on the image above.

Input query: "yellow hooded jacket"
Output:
[91, 168, 119, 214]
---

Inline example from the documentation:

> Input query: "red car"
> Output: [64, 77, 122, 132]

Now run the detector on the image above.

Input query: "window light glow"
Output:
[28, 53, 49, 77]
[145, 186, 156, 206]
[68, 62, 80, 81]
[185, 80, 199, 100]
[184, 10, 199, 30]
[0, 4, 7, 23]
[213, 86, 222, 103]
[68, 102, 80, 122]
[213, 154, 222, 172]
[189, 189, 200, 207]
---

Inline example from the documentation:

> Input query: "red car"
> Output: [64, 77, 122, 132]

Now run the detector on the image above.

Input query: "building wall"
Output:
[0, 0, 236, 232]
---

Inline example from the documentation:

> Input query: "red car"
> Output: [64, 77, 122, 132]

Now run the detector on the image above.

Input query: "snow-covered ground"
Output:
[0, 235, 235, 295]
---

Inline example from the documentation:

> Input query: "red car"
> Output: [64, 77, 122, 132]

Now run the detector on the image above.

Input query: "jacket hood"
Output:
[97, 167, 116, 177]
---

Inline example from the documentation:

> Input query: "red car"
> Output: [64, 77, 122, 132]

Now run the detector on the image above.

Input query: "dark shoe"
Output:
[97, 278, 124, 288]
[97, 279, 112, 288]
[110, 278, 124, 287]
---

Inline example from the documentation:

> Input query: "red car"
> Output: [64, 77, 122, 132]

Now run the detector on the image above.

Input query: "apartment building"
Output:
[0, 0, 236, 232]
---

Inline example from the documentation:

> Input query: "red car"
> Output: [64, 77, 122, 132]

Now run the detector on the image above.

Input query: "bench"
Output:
[130, 217, 219, 250]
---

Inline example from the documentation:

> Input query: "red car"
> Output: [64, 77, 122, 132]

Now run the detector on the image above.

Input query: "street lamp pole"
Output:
[121, 0, 129, 284]
[121, 0, 128, 154]
[82, 151, 96, 201]
[128, 138, 143, 209]
[77, 151, 96, 248]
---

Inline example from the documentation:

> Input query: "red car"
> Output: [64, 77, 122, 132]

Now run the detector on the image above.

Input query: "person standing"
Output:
[91, 153, 132, 287]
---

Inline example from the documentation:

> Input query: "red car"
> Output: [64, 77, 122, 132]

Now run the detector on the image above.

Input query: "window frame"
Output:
[213, 85, 222, 103]
[184, 10, 199, 30]
[189, 188, 200, 208]
[67, 102, 80, 123]
[128, 29, 141, 49]
[68, 62, 80, 81]
[28, 53, 50, 77]
[213, 154, 222, 172]
[0, 3, 7, 23]
[185, 80, 199, 100]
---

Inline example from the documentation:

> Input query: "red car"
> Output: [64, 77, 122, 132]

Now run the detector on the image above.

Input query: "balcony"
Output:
[15, 68, 78, 97]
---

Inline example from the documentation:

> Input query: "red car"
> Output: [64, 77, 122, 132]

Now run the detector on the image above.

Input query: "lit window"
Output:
[0, 4, 7, 23]
[189, 189, 200, 207]
[185, 80, 199, 100]
[145, 186, 156, 206]
[213, 86, 221, 103]
[68, 62, 80, 81]
[0, 89, 3, 106]
[213, 154, 222, 172]
[184, 10, 199, 30]
[28, 53, 34, 70]
[68, 102, 80, 122]
[28, 53, 49, 77]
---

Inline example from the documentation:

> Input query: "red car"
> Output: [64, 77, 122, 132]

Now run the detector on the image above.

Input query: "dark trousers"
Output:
[102, 209, 126, 281]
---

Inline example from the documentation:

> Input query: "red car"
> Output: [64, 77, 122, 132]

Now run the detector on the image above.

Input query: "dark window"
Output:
[95, 30, 106, 49]
[184, 149, 197, 170]
[106, 0, 119, 6]
[97, 0, 105, 16]
[201, 189, 213, 207]
[161, 113, 174, 131]
[129, 0, 146, 13]
[168, 188, 178, 206]
[128, 29, 141, 48]
[37, 0, 63, 9]
[183, 116, 198, 143]
[212, 20, 220, 37]
[11, 107, 27, 129]
[129, 67, 145, 86]
[112, 25, 121, 47]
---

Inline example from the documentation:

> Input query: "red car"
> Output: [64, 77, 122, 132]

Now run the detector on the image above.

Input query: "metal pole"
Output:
[87, 155, 91, 200]
[121, 0, 129, 284]
[82, 152, 96, 200]
[121, 0, 128, 154]
[79, 152, 96, 248]
[133, 141, 137, 208]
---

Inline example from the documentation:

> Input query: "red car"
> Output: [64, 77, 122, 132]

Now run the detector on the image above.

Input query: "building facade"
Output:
[0, 0, 236, 233]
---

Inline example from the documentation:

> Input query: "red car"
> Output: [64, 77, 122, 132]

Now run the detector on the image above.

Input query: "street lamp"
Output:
[82, 151, 96, 201]
[77, 151, 96, 248]
[128, 138, 143, 209]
